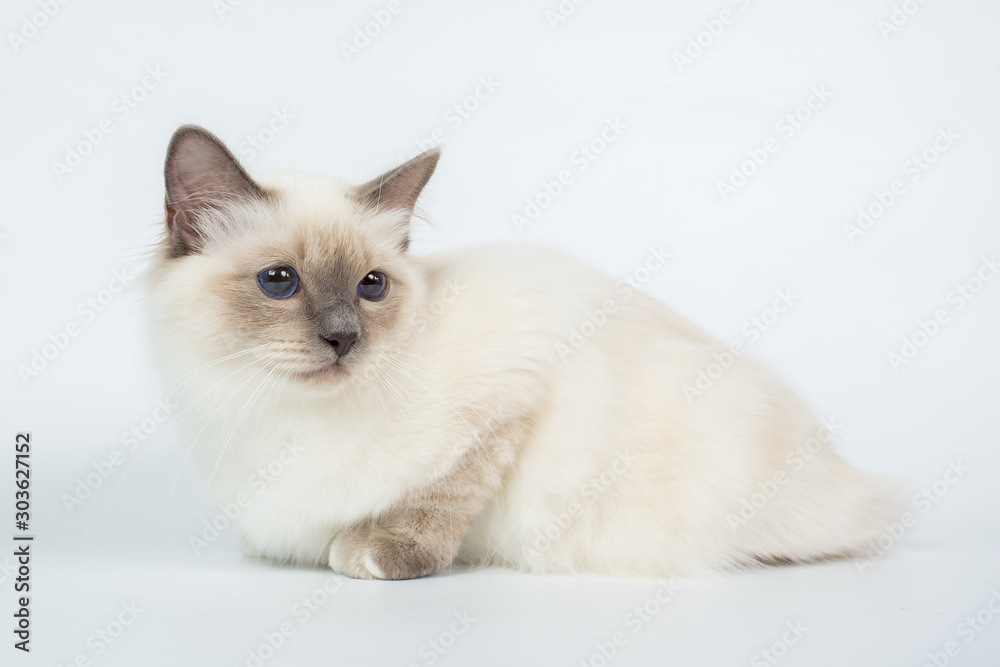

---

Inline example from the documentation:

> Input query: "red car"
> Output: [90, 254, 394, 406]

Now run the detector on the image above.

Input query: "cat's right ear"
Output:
[163, 125, 264, 255]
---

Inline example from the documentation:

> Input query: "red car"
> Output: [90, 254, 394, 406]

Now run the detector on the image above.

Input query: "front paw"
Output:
[328, 524, 451, 580]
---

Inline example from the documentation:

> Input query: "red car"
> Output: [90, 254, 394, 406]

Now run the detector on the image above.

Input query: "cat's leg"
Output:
[327, 428, 519, 580]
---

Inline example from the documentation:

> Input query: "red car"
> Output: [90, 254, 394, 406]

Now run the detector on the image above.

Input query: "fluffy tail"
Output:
[736, 451, 907, 565]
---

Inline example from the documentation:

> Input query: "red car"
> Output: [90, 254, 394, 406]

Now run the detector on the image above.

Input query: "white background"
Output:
[2, 0, 999, 665]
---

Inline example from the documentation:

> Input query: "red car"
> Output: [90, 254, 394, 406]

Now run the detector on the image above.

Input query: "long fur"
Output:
[146, 134, 902, 579]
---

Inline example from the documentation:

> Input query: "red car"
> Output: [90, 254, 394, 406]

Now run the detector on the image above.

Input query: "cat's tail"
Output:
[733, 449, 908, 568]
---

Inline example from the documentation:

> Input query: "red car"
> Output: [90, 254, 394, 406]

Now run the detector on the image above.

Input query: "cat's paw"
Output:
[327, 525, 450, 580]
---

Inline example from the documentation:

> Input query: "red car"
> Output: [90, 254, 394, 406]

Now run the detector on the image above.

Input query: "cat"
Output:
[145, 125, 901, 580]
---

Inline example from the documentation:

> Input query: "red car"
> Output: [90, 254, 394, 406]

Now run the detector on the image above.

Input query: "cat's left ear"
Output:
[355, 149, 440, 250]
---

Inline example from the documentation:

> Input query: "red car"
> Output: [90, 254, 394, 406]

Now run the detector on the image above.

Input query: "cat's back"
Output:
[416, 243, 713, 354]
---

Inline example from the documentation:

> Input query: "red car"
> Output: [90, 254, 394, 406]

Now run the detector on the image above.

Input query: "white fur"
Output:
[146, 173, 901, 577]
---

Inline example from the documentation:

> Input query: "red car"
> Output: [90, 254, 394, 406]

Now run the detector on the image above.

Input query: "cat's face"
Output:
[148, 126, 438, 389]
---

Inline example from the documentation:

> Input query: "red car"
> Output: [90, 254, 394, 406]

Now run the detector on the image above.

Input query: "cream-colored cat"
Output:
[146, 125, 900, 579]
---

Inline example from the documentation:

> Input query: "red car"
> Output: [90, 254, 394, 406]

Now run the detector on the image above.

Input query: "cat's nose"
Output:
[322, 331, 358, 356]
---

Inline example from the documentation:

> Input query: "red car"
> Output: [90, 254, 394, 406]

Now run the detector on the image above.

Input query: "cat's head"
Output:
[147, 124, 438, 390]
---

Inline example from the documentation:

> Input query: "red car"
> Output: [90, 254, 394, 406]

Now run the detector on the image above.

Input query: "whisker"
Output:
[204, 362, 283, 490]
[103, 346, 283, 515]
[160, 351, 282, 515]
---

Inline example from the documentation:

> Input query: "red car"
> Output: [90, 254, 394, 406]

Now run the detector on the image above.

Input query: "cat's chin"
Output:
[298, 361, 350, 385]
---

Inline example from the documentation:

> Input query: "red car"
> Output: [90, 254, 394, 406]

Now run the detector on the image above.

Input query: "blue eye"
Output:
[358, 270, 388, 301]
[258, 266, 299, 299]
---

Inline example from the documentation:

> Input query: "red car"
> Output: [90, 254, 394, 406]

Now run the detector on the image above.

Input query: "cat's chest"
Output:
[208, 405, 455, 555]
[212, 417, 391, 507]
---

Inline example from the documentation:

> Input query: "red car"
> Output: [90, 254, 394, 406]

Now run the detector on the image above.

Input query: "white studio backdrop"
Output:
[1, 1, 999, 666]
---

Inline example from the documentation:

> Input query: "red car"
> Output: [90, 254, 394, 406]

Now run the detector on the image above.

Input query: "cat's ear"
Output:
[355, 149, 439, 250]
[163, 125, 264, 254]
